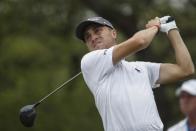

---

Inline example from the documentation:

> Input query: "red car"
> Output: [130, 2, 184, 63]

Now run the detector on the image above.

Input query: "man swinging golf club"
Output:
[75, 16, 194, 131]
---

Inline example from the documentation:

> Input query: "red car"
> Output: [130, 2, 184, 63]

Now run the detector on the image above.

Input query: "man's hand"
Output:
[145, 17, 160, 29]
[160, 16, 178, 34]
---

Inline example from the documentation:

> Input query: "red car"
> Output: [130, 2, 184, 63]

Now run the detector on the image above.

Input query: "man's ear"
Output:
[111, 29, 117, 39]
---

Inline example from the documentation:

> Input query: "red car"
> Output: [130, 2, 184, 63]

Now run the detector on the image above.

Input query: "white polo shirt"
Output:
[81, 46, 163, 131]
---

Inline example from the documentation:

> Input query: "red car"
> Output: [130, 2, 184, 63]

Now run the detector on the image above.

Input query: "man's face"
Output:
[83, 24, 117, 51]
[179, 91, 196, 116]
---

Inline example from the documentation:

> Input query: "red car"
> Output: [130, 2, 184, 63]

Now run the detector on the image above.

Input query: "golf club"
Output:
[19, 71, 82, 127]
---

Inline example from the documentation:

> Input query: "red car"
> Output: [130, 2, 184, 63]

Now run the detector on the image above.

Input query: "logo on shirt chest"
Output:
[135, 68, 141, 73]
[103, 50, 107, 55]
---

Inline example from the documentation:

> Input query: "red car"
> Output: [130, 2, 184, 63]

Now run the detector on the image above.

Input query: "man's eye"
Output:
[95, 28, 101, 33]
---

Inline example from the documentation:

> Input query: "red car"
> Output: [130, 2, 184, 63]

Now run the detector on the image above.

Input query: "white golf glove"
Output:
[160, 16, 178, 34]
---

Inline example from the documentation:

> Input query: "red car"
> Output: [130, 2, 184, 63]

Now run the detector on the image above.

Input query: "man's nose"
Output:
[91, 34, 99, 43]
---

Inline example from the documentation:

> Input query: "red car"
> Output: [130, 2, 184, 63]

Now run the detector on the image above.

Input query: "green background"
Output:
[0, 0, 196, 130]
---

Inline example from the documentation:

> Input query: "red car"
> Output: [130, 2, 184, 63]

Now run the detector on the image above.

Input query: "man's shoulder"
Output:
[167, 118, 187, 131]
[82, 49, 108, 59]
[81, 47, 114, 64]
[81, 47, 115, 71]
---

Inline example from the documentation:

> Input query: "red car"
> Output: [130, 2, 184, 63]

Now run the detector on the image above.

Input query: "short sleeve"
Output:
[81, 47, 114, 93]
[140, 62, 161, 88]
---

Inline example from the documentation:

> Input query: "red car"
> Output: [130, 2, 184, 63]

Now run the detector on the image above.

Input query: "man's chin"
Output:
[90, 47, 100, 51]
[94, 45, 102, 50]
[91, 44, 107, 51]
[95, 46, 105, 50]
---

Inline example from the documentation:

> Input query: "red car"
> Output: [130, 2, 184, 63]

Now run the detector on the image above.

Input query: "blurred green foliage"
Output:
[0, 0, 195, 130]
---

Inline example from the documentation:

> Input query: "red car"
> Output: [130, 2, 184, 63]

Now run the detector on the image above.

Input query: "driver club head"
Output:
[19, 104, 37, 127]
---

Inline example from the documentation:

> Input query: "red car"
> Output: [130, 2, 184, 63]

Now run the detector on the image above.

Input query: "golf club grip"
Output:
[166, 16, 174, 23]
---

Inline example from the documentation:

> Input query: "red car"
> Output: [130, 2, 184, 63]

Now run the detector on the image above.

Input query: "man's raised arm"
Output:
[157, 16, 194, 84]
[112, 17, 160, 64]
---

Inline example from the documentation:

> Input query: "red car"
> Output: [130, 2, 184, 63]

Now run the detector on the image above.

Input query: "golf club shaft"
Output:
[34, 72, 82, 107]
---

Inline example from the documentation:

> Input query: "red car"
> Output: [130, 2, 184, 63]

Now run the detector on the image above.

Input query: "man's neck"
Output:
[188, 115, 196, 128]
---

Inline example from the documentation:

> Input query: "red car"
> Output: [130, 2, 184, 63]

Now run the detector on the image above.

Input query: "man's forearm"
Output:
[112, 26, 158, 64]
[168, 29, 195, 75]
[137, 26, 159, 47]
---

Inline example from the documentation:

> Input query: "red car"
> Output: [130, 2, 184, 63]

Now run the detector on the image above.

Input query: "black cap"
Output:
[75, 17, 114, 41]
